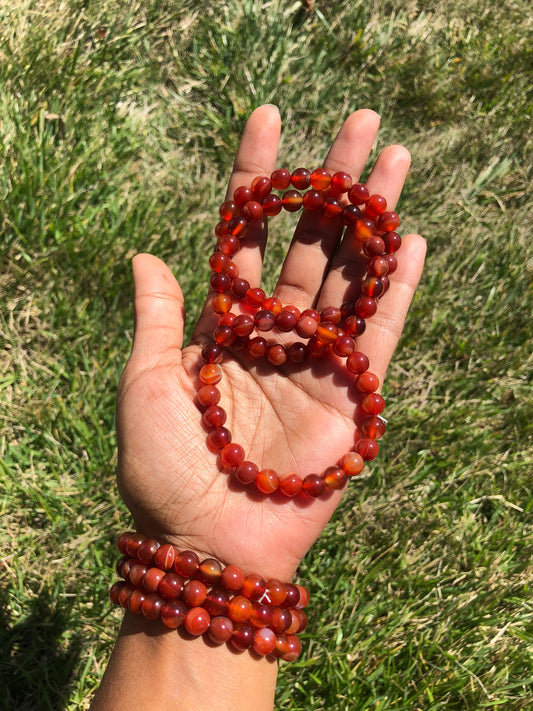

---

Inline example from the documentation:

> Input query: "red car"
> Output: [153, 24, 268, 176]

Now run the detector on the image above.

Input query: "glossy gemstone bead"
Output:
[253, 627, 277, 656]
[331, 171, 352, 193]
[255, 309, 276, 331]
[117, 532, 134, 555]
[230, 277, 250, 299]
[245, 287, 266, 309]
[383, 253, 398, 275]
[346, 351, 370, 374]
[302, 189, 325, 211]
[219, 200, 238, 221]
[310, 167, 332, 190]
[282, 584, 301, 608]
[115, 555, 127, 577]
[137, 538, 160, 565]
[267, 345, 287, 367]
[209, 251, 230, 272]
[316, 321, 338, 345]
[361, 276, 385, 298]
[333, 334, 355, 357]
[361, 415, 387, 439]
[248, 337, 268, 359]
[159, 572, 184, 599]
[356, 371, 379, 393]
[355, 437, 379, 460]
[228, 595, 252, 622]
[209, 272, 231, 293]
[367, 256, 389, 277]
[242, 574, 267, 601]
[233, 185, 254, 207]
[109, 580, 125, 605]
[217, 234, 240, 256]
[232, 314, 254, 337]
[199, 363, 222, 385]
[343, 315, 366, 337]
[270, 168, 291, 190]
[213, 324, 235, 347]
[221, 443, 245, 467]
[128, 588, 146, 615]
[198, 558, 222, 586]
[361, 392, 386, 415]
[129, 562, 148, 588]
[294, 585, 310, 609]
[153, 544, 176, 571]
[382, 232, 402, 253]
[201, 342, 223, 364]
[234, 460, 259, 485]
[262, 296, 282, 314]
[323, 197, 343, 219]
[365, 194, 387, 218]
[348, 182, 370, 205]
[221, 565, 246, 591]
[281, 634, 302, 662]
[256, 468, 280, 493]
[274, 633, 290, 658]
[182, 580, 207, 607]
[271, 607, 292, 633]
[207, 426, 232, 450]
[296, 315, 318, 338]
[142, 592, 165, 620]
[353, 218, 375, 241]
[252, 175, 272, 201]
[340, 451, 365, 476]
[174, 550, 199, 577]
[262, 193, 282, 216]
[231, 623, 255, 650]
[184, 607, 211, 636]
[302, 474, 325, 498]
[208, 616, 234, 644]
[323, 466, 348, 490]
[161, 599, 187, 628]
[307, 336, 329, 358]
[197, 384, 221, 408]
[363, 235, 386, 256]
[341, 203, 362, 226]
[287, 342, 307, 364]
[265, 579, 287, 606]
[142, 567, 165, 593]
[118, 582, 133, 609]
[355, 297, 377, 319]
[291, 168, 311, 189]
[285, 609, 301, 635]
[211, 293, 233, 315]
[301, 308, 320, 322]
[377, 210, 400, 232]
[215, 220, 230, 237]
[282, 190, 303, 212]
[279, 473, 302, 497]
[250, 602, 273, 628]
[276, 310, 298, 332]
[202, 405, 226, 429]
[218, 312, 235, 327]
[203, 588, 229, 617]
[320, 306, 342, 324]
[242, 201, 263, 222]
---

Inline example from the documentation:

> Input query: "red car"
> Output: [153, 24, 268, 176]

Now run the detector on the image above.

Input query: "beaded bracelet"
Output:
[110, 532, 308, 660]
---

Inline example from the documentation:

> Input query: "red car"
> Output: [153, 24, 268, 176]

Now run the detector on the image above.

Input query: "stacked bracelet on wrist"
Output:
[109, 532, 308, 661]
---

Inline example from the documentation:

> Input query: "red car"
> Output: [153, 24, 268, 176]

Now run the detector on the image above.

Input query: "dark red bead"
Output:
[270, 168, 291, 190]
[281, 635, 301, 661]
[302, 474, 325, 498]
[377, 210, 400, 232]
[234, 460, 259, 485]
[361, 276, 385, 298]
[267, 345, 287, 367]
[231, 277, 250, 299]
[142, 592, 165, 620]
[174, 550, 200, 577]
[361, 415, 386, 439]
[242, 201, 263, 222]
[290, 168, 311, 190]
[333, 334, 355, 357]
[287, 342, 307, 364]
[271, 607, 292, 633]
[142, 567, 165, 593]
[217, 234, 240, 256]
[382, 232, 402, 253]
[265, 579, 286, 606]
[219, 200, 238, 221]
[209, 251, 230, 272]
[262, 193, 282, 216]
[250, 602, 273, 628]
[231, 623, 255, 650]
[355, 437, 379, 460]
[182, 580, 207, 607]
[159, 572, 184, 599]
[197, 384, 221, 408]
[367, 256, 389, 277]
[282, 584, 301, 608]
[365, 194, 387, 218]
[282, 190, 303, 212]
[203, 588, 230, 617]
[276, 310, 298, 332]
[255, 309, 276, 331]
[248, 337, 268, 359]
[202, 405, 226, 429]
[109, 580, 125, 604]
[253, 627, 277, 656]
[343, 315, 366, 337]
[207, 426, 232, 450]
[341, 203, 362, 226]
[232, 314, 254, 337]
[384, 253, 398, 275]
[124, 532, 146, 557]
[137, 539, 160, 565]
[201, 343, 223, 364]
[208, 616, 234, 644]
[363, 235, 386, 256]
[129, 588, 146, 615]
[346, 351, 369, 374]
[233, 185, 253, 207]
[323, 197, 343, 219]
[242, 574, 267, 601]
[252, 175, 272, 201]
[161, 599, 187, 628]
[302, 189, 325, 211]
[221, 443, 245, 467]
[355, 297, 377, 319]
[348, 182, 369, 205]
[323, 465, 348, 490]
[209, 272, 231, 293]
[184, 607, 211, 636]
[213, 324, 235, 347]
[221, 565, 246, 591]
[245, 287, 266, 309]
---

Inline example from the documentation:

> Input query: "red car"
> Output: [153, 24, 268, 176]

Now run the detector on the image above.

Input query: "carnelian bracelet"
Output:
[109, 531, 308, 660]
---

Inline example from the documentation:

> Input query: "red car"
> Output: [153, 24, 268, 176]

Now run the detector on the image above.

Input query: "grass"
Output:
[1, 0, 531, 708]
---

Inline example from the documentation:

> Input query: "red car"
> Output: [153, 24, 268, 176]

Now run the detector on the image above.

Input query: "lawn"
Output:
[1, 1, 531, 709]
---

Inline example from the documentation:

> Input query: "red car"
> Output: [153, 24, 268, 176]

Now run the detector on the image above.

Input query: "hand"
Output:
[115, 105, 426, 581]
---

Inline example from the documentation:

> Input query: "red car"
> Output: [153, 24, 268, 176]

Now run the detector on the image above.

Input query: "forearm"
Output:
[90, 612, 278, 711]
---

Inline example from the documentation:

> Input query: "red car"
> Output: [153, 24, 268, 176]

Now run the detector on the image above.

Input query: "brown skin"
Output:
[90, 105, 426, 710]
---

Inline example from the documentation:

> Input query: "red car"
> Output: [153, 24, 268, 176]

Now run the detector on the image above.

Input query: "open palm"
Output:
[115, 106, 426, 581]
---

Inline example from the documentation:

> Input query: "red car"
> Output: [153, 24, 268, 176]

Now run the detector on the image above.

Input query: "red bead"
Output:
[242, 201, 263, 222]
[382, 232, 402, 253]
[355, 297, 377, 319]
[211, 293, 233, 314]
[253, 627, 277, 656]
[355, 437, 379, 460]
[231, 623, 255, 650]
[361, 415, 387, 439]
[279, 473, 302, 497]
[302, 189, 325, 211]
[323, 197, 343, 219]
[153, 544, 176, 570]
[281, 635, 302, 661]
[217, 234, 240, 256]
[118, 582, 133, 609]
[383, 253, 398, 275]
[340, 451, 365, 476]
[302, 474, 325, 498]
[267, 344, 287, 366]
[256, 468, 280, 493]
[282, 584, 300, 608]
[218, 312, 235, 327]
[323, 466, 348, 490]
[117, 532, 134, 555]
[301, 308, 320, 321]
[356, 371, 379, 393]
[242, 574, 267, 601]
[377, 210, 400, 232]
[142, 567, 165, 593]
[333, 333, 355, 357]
[203, 588, 229, 616]
[228, 595, 252, 623]
[210, 272, 231, 292]
[245, 287, 266, 309]
[182, 580, 207, 607]
[215, 220, 229, 237]
[161, 599, 187, 628]
[290, 168, 311, 189]
[353, 218, 375, 241]
[221, 443, 245, 467]
[361, 392, 385, 415]
[248, 336, 268, 358]
[137, 539, 160, 565]
[232, 314, 254, 336]
[142, 592, 165, 620]
[207, 426, 232, 450]
[271, 168, 291, 190]
[252, 175, 272, 201]
[208, 616, 234, 644]
[201, 343, 223, 364]
[109, 581, 125, 604]
[343, 315, 366, 337]
[219, 200, 238, 221]
[265, 580, 287, 606]
[316, 321, 338, 345]
[202, 405, 226, 429]
[262, 193, 282, 216]
[231, 277, 250, 299]
[129, 588, 146, 615]
[296, 315, 318, 338]
[320, 306, 341, 324]
[198, 558, 222, 586]
[221, 565, 246, 591]
[234, 460, 259, 485]
[123, 532, 145, 558]
[285, 609, 301, 634]
[174, 550, 199, 577]
[250, 602, 273, 628]
[282, 190, 303, 212]
[233, 185, 253, 207]
[275, 633, 290, 658]
[346, 351, 369, 374]
[197, 384, 221, 408]
[276, 310, 298, 332]
[307, 336, 329, 358]
[271, 607, 292, 633]
[363, 235, 386, 256]
[287, 342, 307, 364]
[262, 296, 282, 314]
[255, 309, 276, 331]
[159, 572, 184, 599]
[129, 563, 148, 587]
[365, 194, 387, 218]
[361, 276, 385, 298]
[348, 182, 369, 205]
[213, 324, 235, 347]
[367, 256, 389, 277]
[331, 171, 352, 193]
[294, 585, 310, 609]
[310, 167, 332, 190]
[184, 607, 211, 636]
[341, 204, 362, 226]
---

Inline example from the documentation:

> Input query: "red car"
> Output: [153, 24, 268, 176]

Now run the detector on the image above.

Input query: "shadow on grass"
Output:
[0, 584, 81, 711]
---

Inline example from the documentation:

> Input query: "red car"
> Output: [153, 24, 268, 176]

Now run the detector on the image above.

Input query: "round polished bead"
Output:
[343, 315, 366, 336]
[218, 312, 235, 327]
[355, 437, 379, 460]
[302, 474, 325, 498]
[383, 254, 398, 275]
[118, 583, 133, 609]
[307, 336, 329, 358]
[117, 532, 134, 555]
[282, 190, 303, 212]
[333, 333, 355, 357]
[198, 558, 223, 586]
[361, 276, 385, 298]
[182, 580, 207, 607]
[294, 585, 310, 610]
[242, 201, 263, 222]
[159, 572, 184, 599]
[281, 634, 302, 662]
[213, 324, 235, 347]
[207, 426, 232, 450]
[302, 189, 325, 211]
[323, 466, 348, 490]
[265, 579, 287, 606]
[252, 175, 272, 200]
[274, 633, 290, 658]
[365, 194, 387, 218]
[331, 171, 352, 193]
[361, 392, 386, 415]
[209, 272, 231, 293]
[348, 182, 369, 205]
[283, 584, 301, 608]
[109, 580, 125, 605]
[208, 616, 234, 644]
[231, 623, 255, 650]
[320, 306, 341, 324]
[219, 200, 238, 221]
[271, 607, 292, 633]
[301, 308, 320, 322]
[242, 574, 267, 601]
[377, 210, 400, 232]
[197, 384, 221, 408]
[367, 255, 389, 277]
[142, 592, 165, 620]
[234, 460, 259, 485]
[201, 342, 223, 364]
[267, 345, 287, 366]
[129, 588, 146, 615]
[261, 296, 281, 314]
[341, 203, 362, 226]
[232, 314, 254, 337]
[161, 599, 187, 628]
[340, 451, 365, 476]
[228, 595, 252, 622]
[184, 607, 211, 636]
[256, 468, 280, 494]
[253, 627, 277, 656]
[276, 310, 298, 332]
[250, 602, 273, 628]
[287, 342, 307, 364]
[137, 538, 160, 565]
[153, 544, 176, 570]
[221, 565, 246, 591]
[233, 185, 254, 207]
[245, 287, 266, 309]
[363, 235, 386, 256]
[316, 321, 338, 345]
[202, 405, 227, 429]
[270, 168, 291, 190]
[231, 277, 250, 299]
[248, 337, 268, 359]
[361, 415, 387, 439]
[382, 232, 402, 253]
[211, 293, 233, 314]
[215, 220, 229, 237]
[285, 609, 301, 635]
[174, 550, 200, 577]
[356, 371, 379, 393]
[221, 443, 245, 467]
[346, 351, 370, 374]
[310, 167, 332, 190]
[323, 197, 343, 219]
[255, 309, 276, 331]
[120, 558, 134, 579]
[217, 234, 240, 255]
[142, 567, 165, 593]
[355, 297, 377, 319]
[279, 473, 302, 497]
[199, 363, 222, 385]
[291, 167, 311, 189]
[296, 315, 318, 338]
[353, 218, 375, 241]
[129, 562, 148, 588]
[115, 555, 127, 577]
[203, 588, 230, 617]
[262, 193, 282, 216]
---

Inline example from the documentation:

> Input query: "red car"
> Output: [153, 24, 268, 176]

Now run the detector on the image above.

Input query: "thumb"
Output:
[129, 253, 185, 367]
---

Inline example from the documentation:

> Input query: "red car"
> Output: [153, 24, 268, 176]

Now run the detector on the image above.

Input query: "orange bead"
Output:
[199, 363, 222, 385]
[340, 451, 365, 477]
[211, 293, 232, 314]
[184, 607, 210, 636]
[256, 468, 280, 494]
